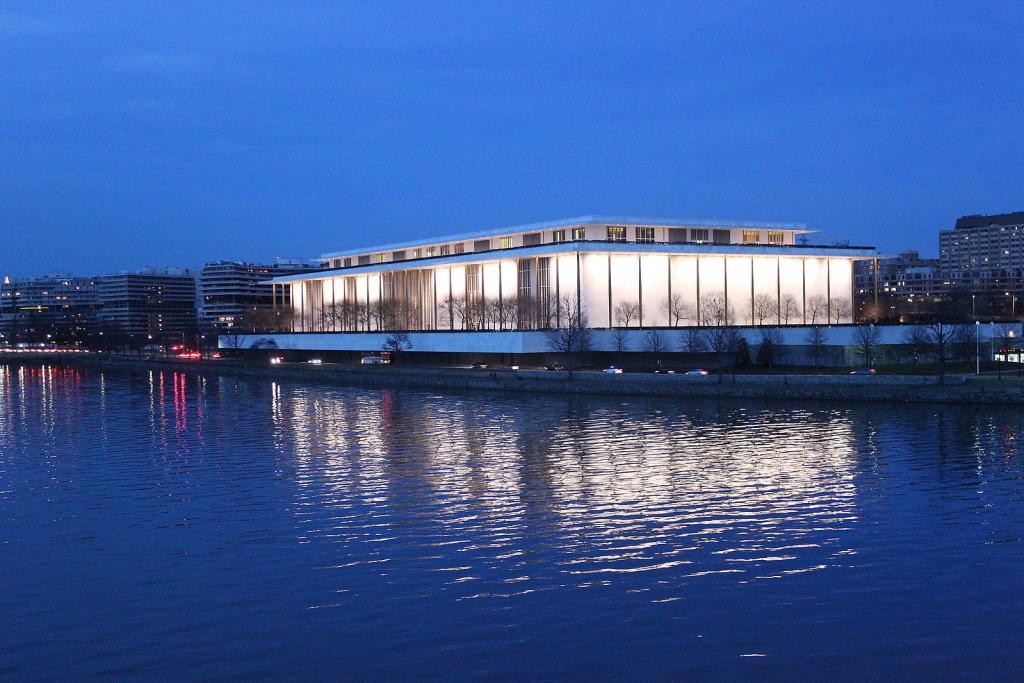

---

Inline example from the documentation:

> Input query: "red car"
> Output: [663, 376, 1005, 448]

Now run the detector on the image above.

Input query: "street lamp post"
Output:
[973, 295, 980, 376]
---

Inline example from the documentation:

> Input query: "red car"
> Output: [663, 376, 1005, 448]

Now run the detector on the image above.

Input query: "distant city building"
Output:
[96, 268, 197, 337]
[940, 212, 1024, 293]
[0, 275, 99, 342]
[199, 259, 312, 331]
[854, 251, 945, 322]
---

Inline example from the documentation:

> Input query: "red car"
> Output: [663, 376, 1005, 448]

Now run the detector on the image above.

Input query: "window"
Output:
[392, 250, 407, 261]
[690, 228, 709, 242]
[768, 230, 785, 245]
[453, 243, 465, 254]
[742, 230, 760, 244]
[473, 239, 491, 251]
[551, 229, 566, 243]
[607, 225, 626, 242]
[344, 257, 352, 267]
[358, 255, 371, 265]
[572, 227, 586, 241]
[668, 228, 687, 243]
[522, 232, 541, 246]
[636, 226, 655, 243]
[413, 248, 422, 258]
[426, 246, 436, 256]
[713, 229, 731, 245]
[375, 253, 385, 263]
[500, 236, 514, 249]
[440, 244, 450, 256]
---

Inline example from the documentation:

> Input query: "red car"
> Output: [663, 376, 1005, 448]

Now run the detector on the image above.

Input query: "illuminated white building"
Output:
[232, 217, 876, 355]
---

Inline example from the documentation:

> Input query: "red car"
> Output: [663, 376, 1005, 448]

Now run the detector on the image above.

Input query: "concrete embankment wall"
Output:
[22, 354, 1024, 406]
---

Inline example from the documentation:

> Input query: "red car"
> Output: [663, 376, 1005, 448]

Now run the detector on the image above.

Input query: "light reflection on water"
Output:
[1, 364, 1023, 679]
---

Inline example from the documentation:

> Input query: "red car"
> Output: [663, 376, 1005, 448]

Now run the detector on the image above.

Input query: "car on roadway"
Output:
[603, 366, 624, 374]
[850, 368, 878, 375]
[684, 368, 709, 376]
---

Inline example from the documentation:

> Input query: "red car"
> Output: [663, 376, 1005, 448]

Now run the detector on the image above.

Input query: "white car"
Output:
[603, 366, 623, 374]
[307, 358, 323, 365]
[684, 368, 709, 376]
[269, 356, 283, 365]
[360, 355, 390, 365]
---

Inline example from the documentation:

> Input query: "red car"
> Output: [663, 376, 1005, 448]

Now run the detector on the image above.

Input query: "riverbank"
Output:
[8, 352, 1024, 405]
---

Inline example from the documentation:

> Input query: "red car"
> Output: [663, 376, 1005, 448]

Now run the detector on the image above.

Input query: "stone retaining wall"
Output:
[25, 354, 1024, 406]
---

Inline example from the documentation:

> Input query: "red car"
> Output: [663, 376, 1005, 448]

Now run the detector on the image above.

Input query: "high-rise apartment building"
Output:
[0, 275, 99, 342]
[96, 268, 197, 337]
[198, 259, 312, 331]
[940, 212, 1024, 293]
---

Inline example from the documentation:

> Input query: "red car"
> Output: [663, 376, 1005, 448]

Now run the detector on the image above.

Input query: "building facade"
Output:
[0, 275, 99, 342]
[854, 251, 945, 322]
[199, 259, 312, 332]
[940, 212, 1024, 293]
[96, 268, 197, 337]
[230, 217, 875, 356]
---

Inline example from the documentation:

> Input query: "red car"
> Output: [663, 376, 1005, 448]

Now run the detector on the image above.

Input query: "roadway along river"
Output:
[1, 363, 1023, 679]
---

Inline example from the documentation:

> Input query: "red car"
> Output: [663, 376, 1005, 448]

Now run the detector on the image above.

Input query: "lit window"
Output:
[551, 229, 566, 242]
[768, 230, 785, 245]
[742, 230, 760, 244]
[440, 244, 450, 256]
[572, 227, 586, 240]
[426, 246, 436, 256]
[374, 253, 385, 263]
[636, 227, 655, 243]
[453, 243, 465, 254]
[607, 225, 626, 242]
[500, 236, 513, 249]
[690, 228, 709, 242]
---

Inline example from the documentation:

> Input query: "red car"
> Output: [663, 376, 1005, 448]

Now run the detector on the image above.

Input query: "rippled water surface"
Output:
[2, 364, 1024, 679]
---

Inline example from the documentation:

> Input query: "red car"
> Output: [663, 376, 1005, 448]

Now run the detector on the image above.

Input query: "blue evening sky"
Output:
[1, 1, 1022, 277]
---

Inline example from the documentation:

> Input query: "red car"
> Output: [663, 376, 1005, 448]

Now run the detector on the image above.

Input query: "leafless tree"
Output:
[481, 298, 502, 330]
[701, 291, 739, 381]
[700, 291, 734, 327]
[641, 329, 667, 353]
[666, 294, 696, 327]
[952, 323, 975, 362]
[756, 327, 785, 369]
[220, 333, 245, 352]
[240, 307, 285, 334]
[679, 327, 705, 353]
[805, 326, 827, 368]
[614, 300, 640, 328]
[904, 325, 929, 368]
[544, 296, 592, 373]
[852, 323, 881, 369]
[922, 322, 956, 383]
[806, 295, 827, 325]
[441, 294, 467, 330]
[382, 331, 413, 362]
[752, 293, 778, 326]
[611, 327, 629, 359]
[780, 293, 800, 325]
[829, 297, 852, 324]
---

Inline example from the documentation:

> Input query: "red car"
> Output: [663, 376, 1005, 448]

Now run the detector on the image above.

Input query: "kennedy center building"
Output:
[244, 216, 875, 355]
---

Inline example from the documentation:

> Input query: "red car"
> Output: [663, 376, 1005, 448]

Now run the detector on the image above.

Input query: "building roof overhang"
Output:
[269, 241, 878, 285]
[318, 215, 816, 260]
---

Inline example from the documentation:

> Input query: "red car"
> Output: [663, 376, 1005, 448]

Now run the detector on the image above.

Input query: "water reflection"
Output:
[3, 364, 1024, 679]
